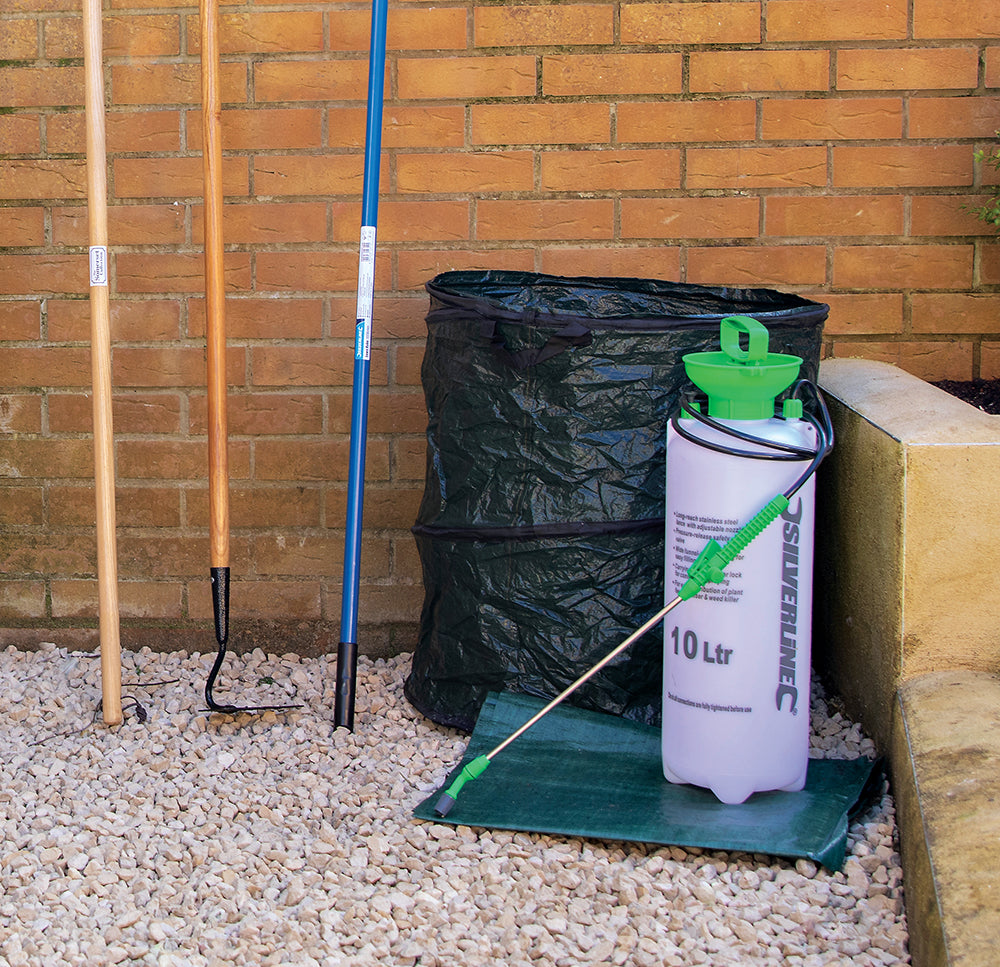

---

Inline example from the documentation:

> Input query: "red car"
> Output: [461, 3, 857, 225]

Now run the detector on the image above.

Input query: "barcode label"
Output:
[89, 246, 108, 286]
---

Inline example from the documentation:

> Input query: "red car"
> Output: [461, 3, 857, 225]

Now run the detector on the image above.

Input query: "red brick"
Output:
[113, 346, 234, 388]
[765, 195, 904, 237]
[0, 255, 85, 297]
[541, 150, 680, 192]
[188, 108, 323, 151]
[116, 536, 214, 580]
[46, 299, 180, 342]
[380, 106, 466, 149]
[52, 579, 182, 620]
[106, 111, 182, 153]
[115, 156, 248, 199]
[910, 293, 1000, 334]
[394, 437, 428, 482]
[821, 293, 904, 335]
[912, 195, 996, 237]
[48, 393, 183, 434]
[0, 115, 41, 154]
[690, 50, 829, 93]
[187, 486, 322, 528]
[622, 2, 760, 45]
[398, 55, 536, 100]
[0, 160, 86, 200]
[687, 147, 828, 189]
[987, 48, 1000, 88]
[830, 340, 972, 382]
[760, 98, 902, 140]
[476, 5, 613, 47]
[189, 393, 324, 436]
[254, 154, 367, 197]
[255, 441, 352, 482]
[255, 251, 375, 293]
[0, 534, 95, 578]
[837, 48, 979, 91]
[396, 249, 536, 289]
[187, 298, 324, 340]
[472, 103, 611, 145]
[250, 346, 357, 388]
[984, 244, 1000, 285]
[363, 201, 470, 244]
[909, 96, 1000, 139]
[833, 244, 973, 289]
[255, 60, 371, 102]
[332, 7, 467, 51]
[52, 204, 186, 247]
[688, 245, 827, 287]
[46, 13, 180, 58]
[543, 246, 682, 280]
[397, 152, 535, 194]
[365, 391, 428, 436]
[112, 63, 246, 106]
[0, 302, 41, 341]
[913, 1, 1000, 40]
[621, 196, 760, 239]
[0, 582, 46, 620]
[766, 0, 907, 41]
[187, 12, 324, 54]
[342, 486, 423, 529]
[979, 342, 1000, 379]
[0, 438, 93, 478]
[0, 207, 44, 246]
[118, 440, 250, 481]
[833, 145, 971, 188]
[0, 394, 42, 433]
[49, 485, 180, 527]
[617, 100, 757, 144]
[543, 53, 682, 97]
[6, 17, 38, 58]
[250, 533, 381, 577]
[476, 199, 614, 241]
[116, 253, 252, 294]
[191, 202, 328, 245]
[0, 65, 84, 108]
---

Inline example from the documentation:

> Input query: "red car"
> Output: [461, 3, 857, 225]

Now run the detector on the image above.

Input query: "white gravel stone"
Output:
[0, 645, 908, 965]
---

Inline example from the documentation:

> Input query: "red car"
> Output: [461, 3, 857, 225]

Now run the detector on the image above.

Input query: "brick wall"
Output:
[1, 0, 998, 653]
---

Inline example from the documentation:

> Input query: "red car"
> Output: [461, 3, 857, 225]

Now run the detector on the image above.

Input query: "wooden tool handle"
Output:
[201, 0, 229, 570]
[83, 0, 122, 726]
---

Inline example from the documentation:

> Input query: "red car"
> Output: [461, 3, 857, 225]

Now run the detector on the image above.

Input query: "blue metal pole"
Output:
[336, 0, 389, 730]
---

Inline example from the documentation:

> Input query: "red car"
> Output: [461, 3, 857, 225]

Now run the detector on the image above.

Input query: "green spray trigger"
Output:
[679, 494, 790, 600]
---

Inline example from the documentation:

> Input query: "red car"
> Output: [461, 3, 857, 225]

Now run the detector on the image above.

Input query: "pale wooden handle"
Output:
[83, 0, 122, 726]
[201, 0, 229, 569]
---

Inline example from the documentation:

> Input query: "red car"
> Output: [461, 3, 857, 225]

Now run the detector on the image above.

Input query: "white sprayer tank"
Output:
[662, 316, 816, 805]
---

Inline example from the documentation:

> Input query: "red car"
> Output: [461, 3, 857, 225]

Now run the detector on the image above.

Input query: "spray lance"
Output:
[432, 351, 833, 818]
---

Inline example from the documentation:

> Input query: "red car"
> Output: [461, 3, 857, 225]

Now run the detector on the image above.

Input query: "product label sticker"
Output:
[354, 226, 377, 361]
[89, 246, 108, 286]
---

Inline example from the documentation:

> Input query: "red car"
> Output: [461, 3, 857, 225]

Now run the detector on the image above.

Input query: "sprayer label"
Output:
[89, 246, 108, 286]
[355, 226, 377, 361]
[775, 498, 803, 714]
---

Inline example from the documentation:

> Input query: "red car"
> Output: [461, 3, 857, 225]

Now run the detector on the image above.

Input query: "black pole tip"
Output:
[433, 792, 456, 818]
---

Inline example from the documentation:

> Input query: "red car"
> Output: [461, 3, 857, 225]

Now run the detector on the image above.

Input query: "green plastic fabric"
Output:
[414, 691, 884, 871]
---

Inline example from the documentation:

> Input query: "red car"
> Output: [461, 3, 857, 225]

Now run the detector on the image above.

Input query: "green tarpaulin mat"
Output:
[414, 691, 884, 871]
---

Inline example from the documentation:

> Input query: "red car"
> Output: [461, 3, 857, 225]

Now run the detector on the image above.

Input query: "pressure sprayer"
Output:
[431, 315, 832, 817]
[663, 315, 832, 803]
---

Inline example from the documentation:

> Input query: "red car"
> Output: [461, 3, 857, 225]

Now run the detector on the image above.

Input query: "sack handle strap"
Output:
[480, 313, 593, 370]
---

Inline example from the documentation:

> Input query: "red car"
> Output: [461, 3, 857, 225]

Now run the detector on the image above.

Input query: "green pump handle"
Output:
[720, 315, 770, 364]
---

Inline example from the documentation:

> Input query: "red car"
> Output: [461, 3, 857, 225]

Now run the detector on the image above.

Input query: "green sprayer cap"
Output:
[682, 315, 802, 420]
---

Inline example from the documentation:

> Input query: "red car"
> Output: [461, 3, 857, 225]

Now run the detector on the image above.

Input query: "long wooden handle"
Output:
[83, 0, 122, 726]
[201, 0, 229, 569]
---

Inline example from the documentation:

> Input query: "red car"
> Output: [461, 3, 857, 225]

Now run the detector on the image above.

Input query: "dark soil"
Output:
[932, 379, 1000, 415]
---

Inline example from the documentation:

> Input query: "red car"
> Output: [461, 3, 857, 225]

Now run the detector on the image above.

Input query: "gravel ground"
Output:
[0, 644, 908, 966]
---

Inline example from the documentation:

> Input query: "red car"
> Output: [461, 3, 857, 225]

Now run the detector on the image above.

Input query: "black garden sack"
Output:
[405, 271, 827, 732]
